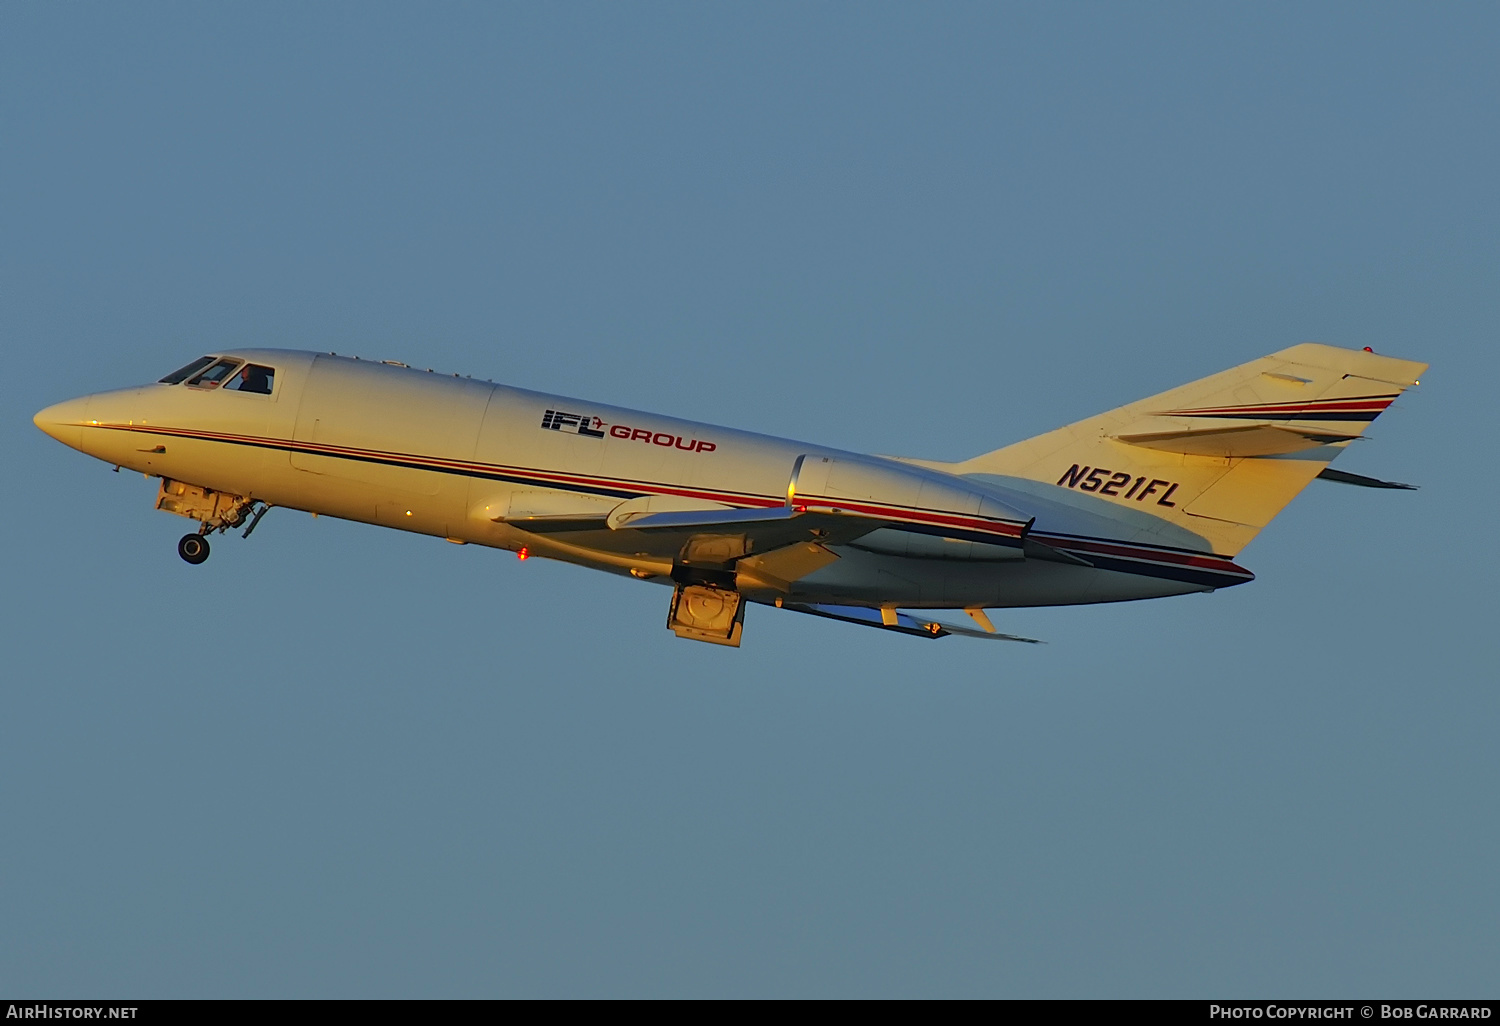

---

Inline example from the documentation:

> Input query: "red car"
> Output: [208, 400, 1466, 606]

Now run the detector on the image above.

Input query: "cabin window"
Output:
[159, 356, 215, 384]
[185, 358, 243, 389]
[222, 364, 275, 395]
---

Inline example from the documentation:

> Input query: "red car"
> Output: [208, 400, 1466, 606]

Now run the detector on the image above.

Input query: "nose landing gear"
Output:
[177, 533, 211, 564]
[155, 478, 270, 566]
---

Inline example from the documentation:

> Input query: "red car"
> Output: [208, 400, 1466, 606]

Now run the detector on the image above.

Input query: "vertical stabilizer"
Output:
[921, 345, 1426, 557]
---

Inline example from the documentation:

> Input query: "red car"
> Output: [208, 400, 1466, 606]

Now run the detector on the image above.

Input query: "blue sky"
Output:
[3, 2, 1497, 997]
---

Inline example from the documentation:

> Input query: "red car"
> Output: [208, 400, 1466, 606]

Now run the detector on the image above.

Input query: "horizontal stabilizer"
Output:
[1114, 424, 1362, 458]
[780, 602, 1042, 643]
[1316, 468, 1417, 490]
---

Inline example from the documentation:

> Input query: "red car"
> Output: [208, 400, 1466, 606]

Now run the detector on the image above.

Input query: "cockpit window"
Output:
[222, 363, 275, 395]
[159, 356, 216, 384]
[185, 358, 243, 389]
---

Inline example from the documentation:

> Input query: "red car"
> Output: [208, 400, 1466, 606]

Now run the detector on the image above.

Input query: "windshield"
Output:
[159, 356, 215, 384]
[185, 358, 243, 389]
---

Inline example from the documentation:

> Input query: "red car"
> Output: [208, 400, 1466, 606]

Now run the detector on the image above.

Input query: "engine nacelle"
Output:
[844, 527, 1024, 561]
[788, 454, 1031, 560]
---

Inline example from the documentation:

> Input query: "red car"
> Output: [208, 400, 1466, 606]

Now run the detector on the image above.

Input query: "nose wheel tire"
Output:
[178, 534, 211, 564]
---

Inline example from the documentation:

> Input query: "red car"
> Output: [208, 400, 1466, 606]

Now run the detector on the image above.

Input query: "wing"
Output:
[497, 497, 884, 584]
[774, 602, 1042, 643]
[494, 479, 1031, 593]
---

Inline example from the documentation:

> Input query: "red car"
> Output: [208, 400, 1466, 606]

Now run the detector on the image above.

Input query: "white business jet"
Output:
[34, 344, 1424, 646]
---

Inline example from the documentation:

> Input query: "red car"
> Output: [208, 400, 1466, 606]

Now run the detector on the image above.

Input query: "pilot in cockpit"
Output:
[224, 363, 274, 395]
[234, 364, 273, 394]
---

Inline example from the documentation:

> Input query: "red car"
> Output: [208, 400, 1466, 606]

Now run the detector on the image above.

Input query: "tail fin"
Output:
[935, 344, 1426, 557]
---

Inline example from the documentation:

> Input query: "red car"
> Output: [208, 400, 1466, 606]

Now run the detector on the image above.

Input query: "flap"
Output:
[735, 542, 840, 593]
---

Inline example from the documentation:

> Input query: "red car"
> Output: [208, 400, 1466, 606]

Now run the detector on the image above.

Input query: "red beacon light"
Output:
[517, 547, 530, 561]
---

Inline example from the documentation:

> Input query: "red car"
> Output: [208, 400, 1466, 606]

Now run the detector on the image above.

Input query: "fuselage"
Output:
[35, 349, 1250, 613]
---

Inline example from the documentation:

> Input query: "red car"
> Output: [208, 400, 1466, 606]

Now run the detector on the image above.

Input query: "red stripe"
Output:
[1174, 405, 1392, 414]
[1178, 404, 1392, 414]
[1168, 397, 1396, 415]
[91, 423, 1028, 540]
[94, 422, 1251, 572]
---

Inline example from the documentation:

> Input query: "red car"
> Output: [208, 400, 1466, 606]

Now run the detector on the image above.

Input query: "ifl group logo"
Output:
[540, 409, 717, 453]
[540, 409, 605, 437]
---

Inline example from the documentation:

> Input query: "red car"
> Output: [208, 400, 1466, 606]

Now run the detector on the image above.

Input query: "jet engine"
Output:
[788, 454, 1031, 560]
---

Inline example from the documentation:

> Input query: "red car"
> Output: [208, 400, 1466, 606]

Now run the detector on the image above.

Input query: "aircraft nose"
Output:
[33, 395, 91, 450]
